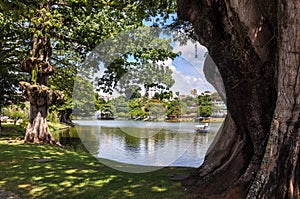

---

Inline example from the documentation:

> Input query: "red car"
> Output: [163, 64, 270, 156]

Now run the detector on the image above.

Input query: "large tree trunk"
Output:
[20, 82, 63, 147]
[20, 3, 63, 147]
[178, 0, 300, 198]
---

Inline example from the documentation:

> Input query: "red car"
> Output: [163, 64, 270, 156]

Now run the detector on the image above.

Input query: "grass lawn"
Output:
[0, 125, 193, 199]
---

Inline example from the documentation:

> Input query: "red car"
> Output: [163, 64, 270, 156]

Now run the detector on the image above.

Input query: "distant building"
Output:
[191, 89, 198, 97]
[148, 86, 158, 99]
[179, 94, 187, 99]
[212, 99, 227, 117]
[99, 93, 113, 102]
[202, 91, 212, 96]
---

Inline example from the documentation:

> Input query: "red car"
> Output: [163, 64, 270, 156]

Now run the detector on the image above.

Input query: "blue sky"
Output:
[165, 39, 216, 95]
[143, 14, 217, 95]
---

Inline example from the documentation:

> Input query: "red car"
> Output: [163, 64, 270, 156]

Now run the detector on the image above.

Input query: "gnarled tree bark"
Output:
[178, 0, 299, 198]
[20, 82, 63, 147]
[19, 3, 63, 147]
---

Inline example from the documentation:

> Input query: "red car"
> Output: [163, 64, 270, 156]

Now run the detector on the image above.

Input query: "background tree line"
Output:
[94, 91, 222, 120]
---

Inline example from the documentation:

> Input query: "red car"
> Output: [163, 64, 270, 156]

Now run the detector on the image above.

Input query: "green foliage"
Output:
[145, 102, 166, 119]
[2, 105, 28, 124]
[94, 94, 114, 119]
[49, 66, 77, 114]
[31, 64, 38, 84]
[113, 96, 127, 112]
[19, 119, 29, 130]
[112, 92, 215, 120]
[96, 27, 177, 94]
[166, 98, 182, 117]
[128, 98, 146, 119]
[47, 111, 60, 123]
[179, 96, 197, 115]
[197, 95, 212, 117]
[210, 92, 222, 101]
[153, 90, 173, 101]
[72, 77, 95, 119]
[0, 11, 29, 109]
[0, 0, 148, 51]
[130, 88, 142, 100]
[0, 0, 180, 123]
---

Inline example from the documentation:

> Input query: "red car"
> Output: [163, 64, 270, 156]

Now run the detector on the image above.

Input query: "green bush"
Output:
[19, 119, 29, 130]
[2, 105, 27, 125]
[47, 111, 59, 123]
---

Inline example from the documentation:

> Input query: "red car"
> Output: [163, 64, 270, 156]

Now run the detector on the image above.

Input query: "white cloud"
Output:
[158, 58, 176, 71]
[160, 39, 216, 95]
[173, 40, 207, 62]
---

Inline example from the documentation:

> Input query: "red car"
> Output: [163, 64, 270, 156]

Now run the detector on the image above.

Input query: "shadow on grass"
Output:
[0, 139, 193, 199]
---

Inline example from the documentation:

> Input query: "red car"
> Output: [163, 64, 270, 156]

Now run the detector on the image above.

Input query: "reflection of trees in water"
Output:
[194, 134, 209, 145]
[99, 127, 178, 153]
[73, 126, 100, 155]
[123, 132, 141, 152]
[191, 131, 218, 158]
[53, 127, 90, 152]
[56, 124, 219, 156]
[124, 129, 177, 153]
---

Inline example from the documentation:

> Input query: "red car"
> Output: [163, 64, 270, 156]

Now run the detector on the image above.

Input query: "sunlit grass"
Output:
[152, 186, 168, 192]
[0, 133, 193, 199]
[48, 122, 69, 132]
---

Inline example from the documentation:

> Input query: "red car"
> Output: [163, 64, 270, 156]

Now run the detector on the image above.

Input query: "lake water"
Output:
[55, 120, 222, 172]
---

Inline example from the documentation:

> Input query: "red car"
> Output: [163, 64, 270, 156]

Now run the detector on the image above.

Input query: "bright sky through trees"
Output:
[143, 14, 215, 95]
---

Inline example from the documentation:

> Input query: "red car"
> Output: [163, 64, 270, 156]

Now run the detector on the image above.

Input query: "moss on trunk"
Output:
[19, 3, 63, 147]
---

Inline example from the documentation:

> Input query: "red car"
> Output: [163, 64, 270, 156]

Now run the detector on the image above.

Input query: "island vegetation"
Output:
[95, 91, 222, 122]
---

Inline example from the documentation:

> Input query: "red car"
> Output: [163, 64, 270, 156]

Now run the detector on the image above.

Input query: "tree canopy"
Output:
[0, 10, 29, 110]
[0, 0, 178, 103]
[0, 0, 179, 122]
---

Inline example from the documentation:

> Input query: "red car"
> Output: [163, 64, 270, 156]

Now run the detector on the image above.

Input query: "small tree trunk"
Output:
[58, 109, 72, 123]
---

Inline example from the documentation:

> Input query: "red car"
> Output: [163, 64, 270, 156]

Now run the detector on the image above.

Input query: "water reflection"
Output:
[54, 121, 222, 169]
[59, 131, 84, 151]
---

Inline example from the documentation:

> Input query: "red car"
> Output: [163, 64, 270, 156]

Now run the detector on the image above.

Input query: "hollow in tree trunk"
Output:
[178, 0, 300, 198]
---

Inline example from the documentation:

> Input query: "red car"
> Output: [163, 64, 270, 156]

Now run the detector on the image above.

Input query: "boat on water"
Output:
[195, 123, 209, 133]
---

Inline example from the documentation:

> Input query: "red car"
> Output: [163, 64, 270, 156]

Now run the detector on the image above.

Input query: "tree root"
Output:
[24, 112, 64, 148]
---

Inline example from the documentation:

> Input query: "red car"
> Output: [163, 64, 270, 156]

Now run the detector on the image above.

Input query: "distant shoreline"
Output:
[73, 117, 225, 123]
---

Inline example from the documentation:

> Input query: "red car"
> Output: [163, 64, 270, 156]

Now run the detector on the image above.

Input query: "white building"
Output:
[148, 86, 158, 99]
[212, 100, 227, 117]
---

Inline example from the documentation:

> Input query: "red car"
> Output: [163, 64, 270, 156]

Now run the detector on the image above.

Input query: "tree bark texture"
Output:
[20, 3, 63, 147]
[58, 109, 72, 123]
[178, 0, 299, 198]
[20, 82, 63, 147]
